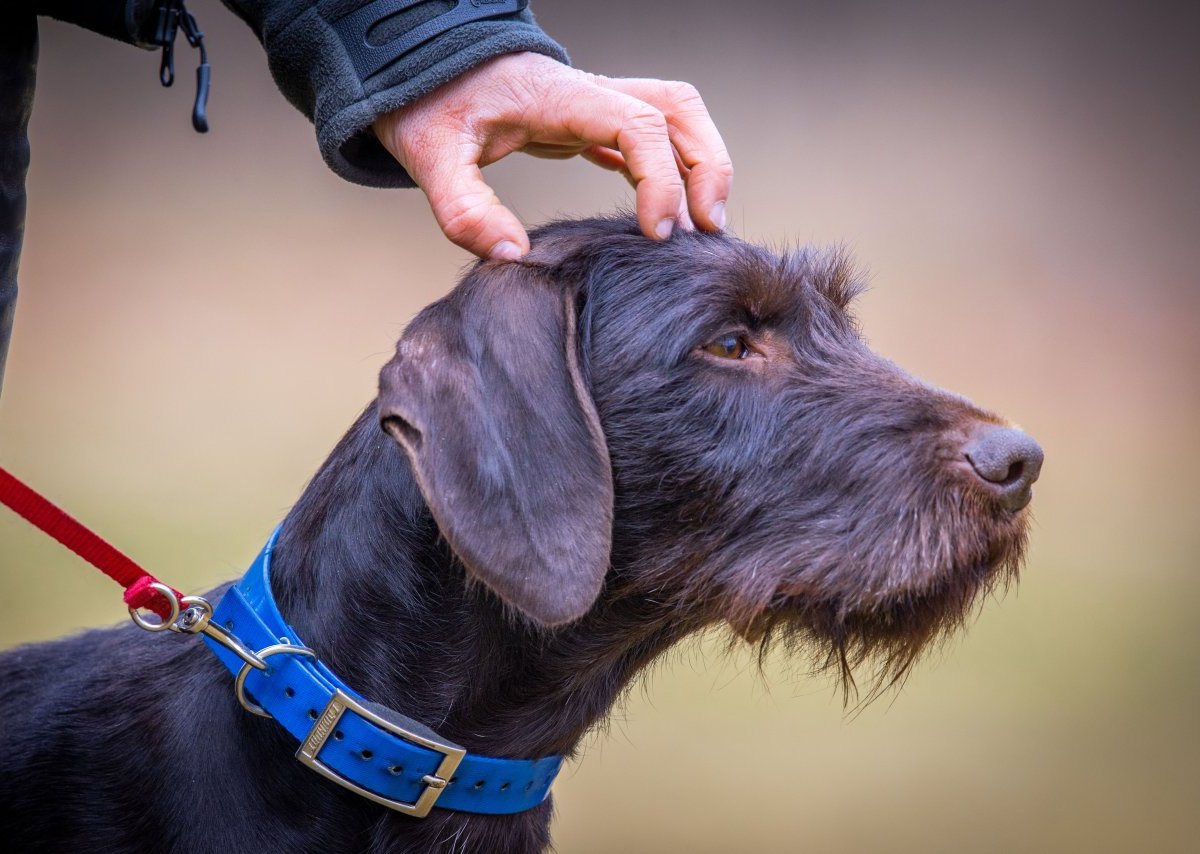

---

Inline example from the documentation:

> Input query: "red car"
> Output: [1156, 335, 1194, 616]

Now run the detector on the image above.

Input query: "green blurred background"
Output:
[2, 1, 1197, 850]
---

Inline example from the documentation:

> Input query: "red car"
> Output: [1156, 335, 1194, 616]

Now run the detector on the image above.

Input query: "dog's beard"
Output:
[707, 488, 1030, 707]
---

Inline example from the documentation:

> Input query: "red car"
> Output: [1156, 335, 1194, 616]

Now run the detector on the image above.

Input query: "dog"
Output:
[0, 215, 1041, 853]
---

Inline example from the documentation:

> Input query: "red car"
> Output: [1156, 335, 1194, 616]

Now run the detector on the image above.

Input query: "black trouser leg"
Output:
[0, 9, 37, 401]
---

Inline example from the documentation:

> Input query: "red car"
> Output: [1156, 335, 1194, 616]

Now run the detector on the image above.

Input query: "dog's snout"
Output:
[963, 425, 1043, 511]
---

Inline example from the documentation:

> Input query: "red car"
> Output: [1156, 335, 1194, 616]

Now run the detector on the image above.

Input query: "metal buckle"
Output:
[296, 689, 466, 818]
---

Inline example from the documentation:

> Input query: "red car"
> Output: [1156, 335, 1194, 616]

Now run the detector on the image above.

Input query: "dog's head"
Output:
[379, 216, 1038, 692]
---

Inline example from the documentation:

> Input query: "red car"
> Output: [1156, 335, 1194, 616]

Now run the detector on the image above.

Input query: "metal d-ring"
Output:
[234, 643, 316, 719]
[127, 582, 181, 632]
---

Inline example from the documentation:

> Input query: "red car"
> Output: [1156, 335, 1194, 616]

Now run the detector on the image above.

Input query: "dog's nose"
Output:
[963, 425, 1044, 512]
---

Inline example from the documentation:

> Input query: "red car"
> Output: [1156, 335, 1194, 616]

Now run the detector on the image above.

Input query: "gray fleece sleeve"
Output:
[221, 0, 569, 188]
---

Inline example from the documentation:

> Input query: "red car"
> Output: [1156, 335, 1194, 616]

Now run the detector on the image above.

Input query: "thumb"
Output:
[409, 146, 529, 260]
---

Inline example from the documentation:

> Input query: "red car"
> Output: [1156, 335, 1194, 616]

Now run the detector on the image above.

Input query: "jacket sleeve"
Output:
[33, 0, 160, 46]
[35, 0, 569, 188]
[221, 0, 570, 188]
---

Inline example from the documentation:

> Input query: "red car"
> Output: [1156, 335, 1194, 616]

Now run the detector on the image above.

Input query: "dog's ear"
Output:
[378, 261, 612, 627]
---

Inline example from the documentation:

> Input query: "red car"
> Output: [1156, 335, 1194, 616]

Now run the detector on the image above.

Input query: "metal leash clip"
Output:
[128, 585, 266, 671]
[127, 587, 315, 717]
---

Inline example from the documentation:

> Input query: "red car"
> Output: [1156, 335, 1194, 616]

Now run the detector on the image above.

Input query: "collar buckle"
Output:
[296, 688, 466, 817]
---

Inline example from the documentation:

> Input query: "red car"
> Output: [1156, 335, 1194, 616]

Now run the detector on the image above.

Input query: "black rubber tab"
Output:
[332, 0, 528, 81]
[152, 0, 211, 133]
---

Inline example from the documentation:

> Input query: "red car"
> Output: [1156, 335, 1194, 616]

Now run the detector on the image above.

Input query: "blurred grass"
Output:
[2, 1, 1199, 851]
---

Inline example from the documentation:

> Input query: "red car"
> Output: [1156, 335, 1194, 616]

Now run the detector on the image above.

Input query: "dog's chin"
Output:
[723, 514, 1029, 704]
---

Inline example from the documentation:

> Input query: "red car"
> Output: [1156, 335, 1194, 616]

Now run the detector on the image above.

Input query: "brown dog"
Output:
[0, 215, 1041, 853]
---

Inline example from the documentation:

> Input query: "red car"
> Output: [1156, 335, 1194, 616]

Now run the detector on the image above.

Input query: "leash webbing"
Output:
[0, 466, 181, 619]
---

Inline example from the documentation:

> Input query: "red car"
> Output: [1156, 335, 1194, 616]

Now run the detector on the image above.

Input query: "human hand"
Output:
[372, 52, 733, 259]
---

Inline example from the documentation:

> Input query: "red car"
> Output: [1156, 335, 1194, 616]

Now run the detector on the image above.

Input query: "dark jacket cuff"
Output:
[228, 2, 569, 188]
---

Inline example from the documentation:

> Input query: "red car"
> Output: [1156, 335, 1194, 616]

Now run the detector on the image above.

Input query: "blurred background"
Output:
[1, 0, 1197, 850]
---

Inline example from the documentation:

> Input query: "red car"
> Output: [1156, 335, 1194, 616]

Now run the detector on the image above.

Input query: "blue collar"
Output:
[202, 528, 564, 817]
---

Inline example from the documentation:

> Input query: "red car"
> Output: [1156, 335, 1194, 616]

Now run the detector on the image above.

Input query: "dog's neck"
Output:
[266, 407, 692, 762]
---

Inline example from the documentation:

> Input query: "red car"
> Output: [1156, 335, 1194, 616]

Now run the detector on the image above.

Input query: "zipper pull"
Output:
[152, 0, 211, 134]
[178, 8, 210, 132]
[154, 0, 179, 87]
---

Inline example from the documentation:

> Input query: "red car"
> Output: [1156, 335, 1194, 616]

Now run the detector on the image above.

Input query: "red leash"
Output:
[0, 466, 181, 619]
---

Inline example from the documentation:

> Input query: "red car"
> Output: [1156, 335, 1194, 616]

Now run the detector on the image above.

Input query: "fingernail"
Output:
[655, 218, 675, 240]
[489, 240, 522, 261]
[710, 201, 727, 230]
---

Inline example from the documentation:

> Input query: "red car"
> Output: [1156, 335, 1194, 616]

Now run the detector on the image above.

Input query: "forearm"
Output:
[220, 0, 568, 187]
[30, 0, 571, 188]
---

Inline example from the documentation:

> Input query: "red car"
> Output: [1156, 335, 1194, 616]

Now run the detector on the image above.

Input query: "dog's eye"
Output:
[703, 334, 750, 360]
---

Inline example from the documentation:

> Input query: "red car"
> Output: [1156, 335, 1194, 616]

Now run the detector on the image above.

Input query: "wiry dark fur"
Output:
[0, 215, 1033, 853]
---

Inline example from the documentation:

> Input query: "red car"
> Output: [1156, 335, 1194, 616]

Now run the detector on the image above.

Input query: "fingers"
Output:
[582, 146, 695, 231]
[526, 83, 685, 241]
[580, 145, 631, 179]
[373, 53, 730, 257]
[597, 78, 733, 232]
[406, 136, 529, 260]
